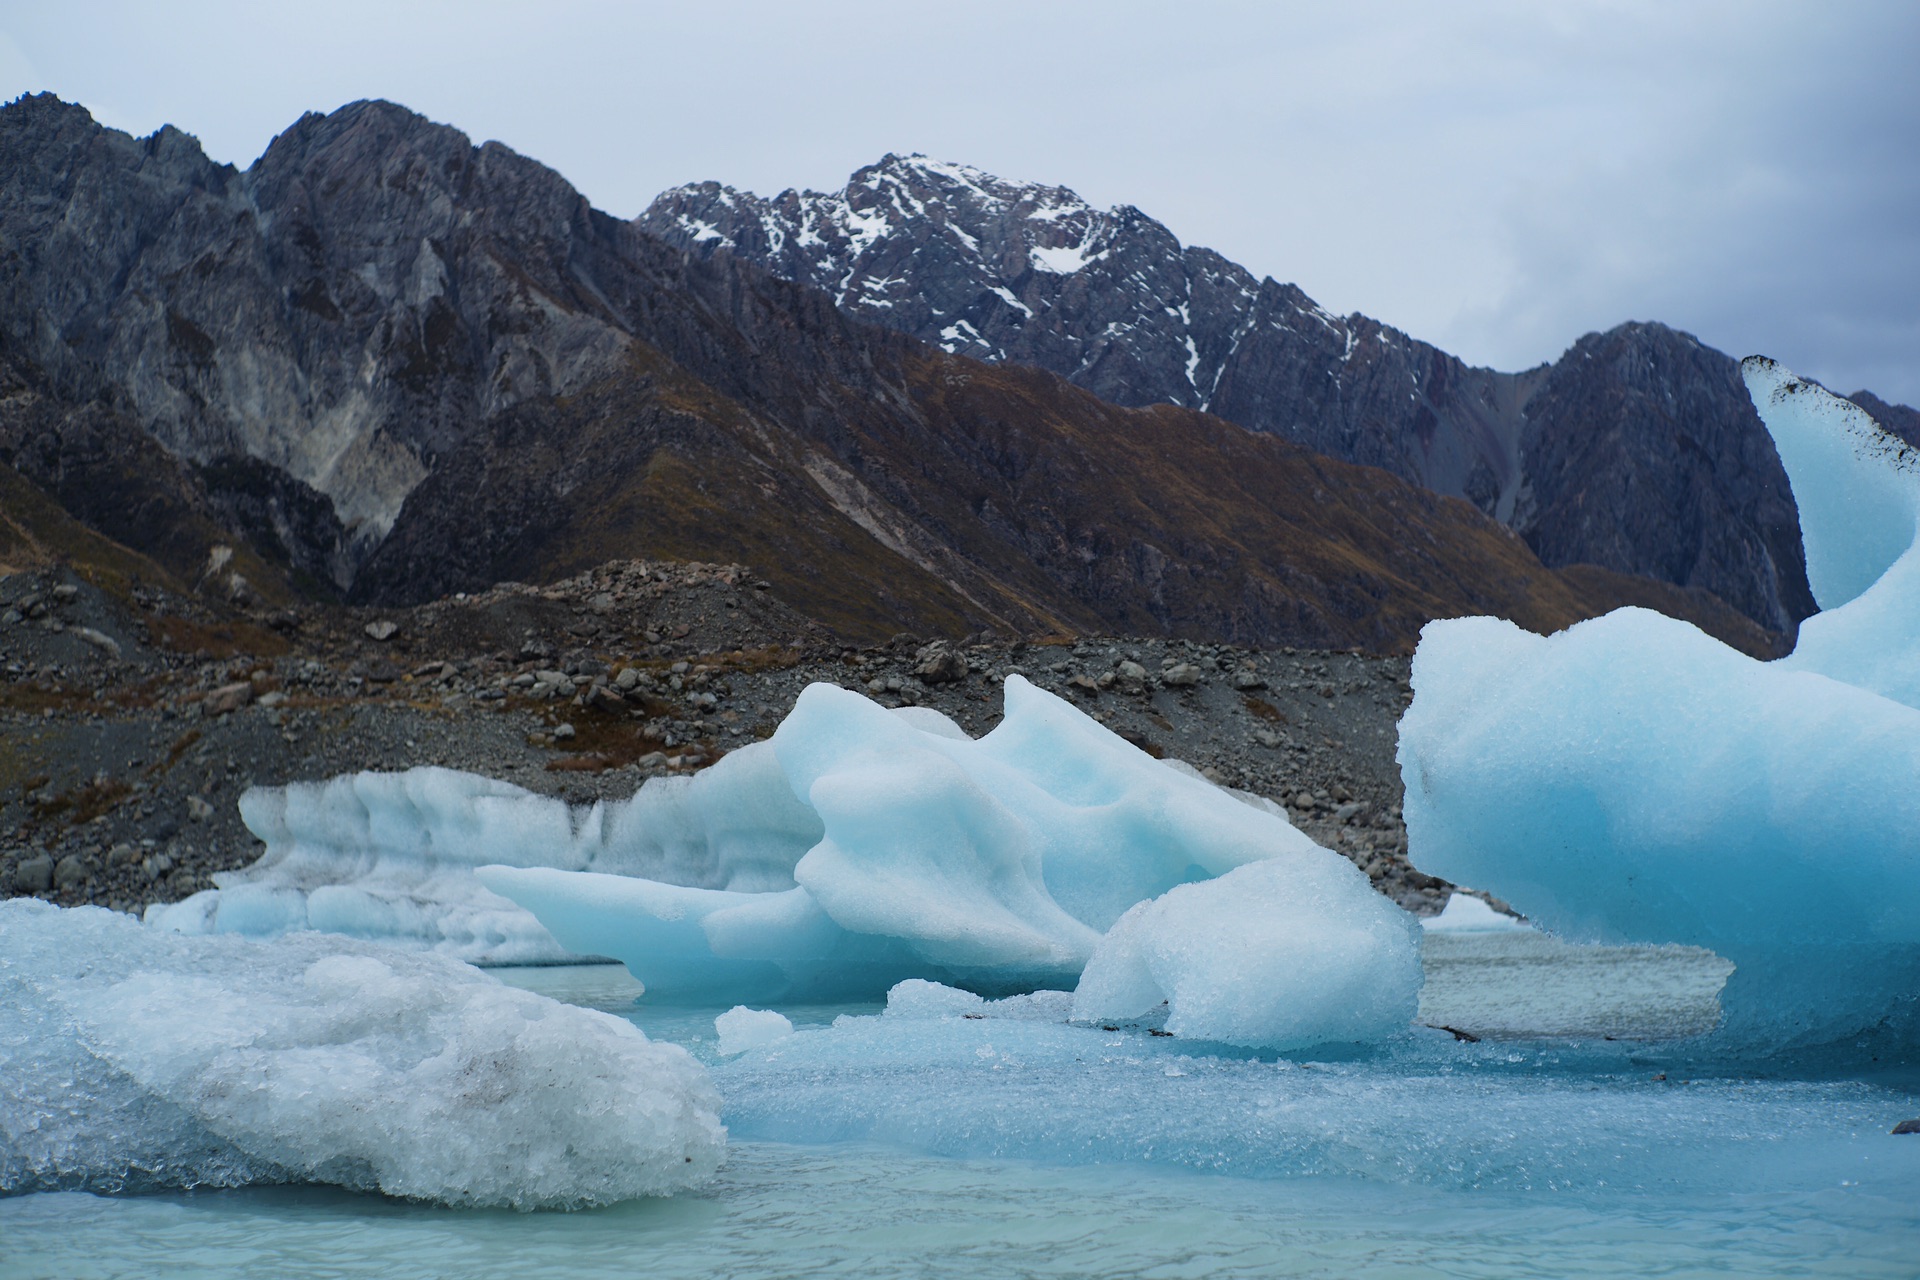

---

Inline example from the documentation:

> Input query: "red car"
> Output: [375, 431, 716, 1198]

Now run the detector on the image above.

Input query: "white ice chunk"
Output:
[884, 978, 988, 1018]
[0, 900, 723, 1207]
[1071, 859, 1422, 1050]
[714, 1006, 794, 1055]
[148, 741, 825, 963]
[882, 979, 1076, 1022]
[1398, 365, 1920, 1051]
[1422, 893, 1532, 933]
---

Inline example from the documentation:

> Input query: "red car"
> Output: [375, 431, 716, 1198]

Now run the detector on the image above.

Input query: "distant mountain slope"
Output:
[642, 155, 1911, 637]
[0, 96, 1777, 653]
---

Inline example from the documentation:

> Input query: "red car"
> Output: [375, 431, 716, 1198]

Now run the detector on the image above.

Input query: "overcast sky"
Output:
[5, 1, 1916, 401]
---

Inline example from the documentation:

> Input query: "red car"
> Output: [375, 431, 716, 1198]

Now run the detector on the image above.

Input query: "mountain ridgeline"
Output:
[0, 95, 1861, 654]
[643, 155, 1920, 638]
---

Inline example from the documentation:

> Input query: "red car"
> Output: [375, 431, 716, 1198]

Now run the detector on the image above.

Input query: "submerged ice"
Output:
[1399, 359, 1920, 1051]
[0, 900, 724, 1208]
[706, 979, 1920, 1197]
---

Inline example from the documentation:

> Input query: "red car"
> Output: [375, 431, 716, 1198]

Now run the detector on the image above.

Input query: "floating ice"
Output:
[1422, 893, 1532, 934]
[884, 979, 1077, 1023]
[0, 900, 723, 1208]
[1398, 360, 1920, 1052]
[1071, 859, 1422, 1050]
[145, 676, 1411, 1044]
[483, 677, 1374, 1009]
[714, 1006, 794, 1055]
[148, 738, 827, 963]
[1749, 357, 1920, 708]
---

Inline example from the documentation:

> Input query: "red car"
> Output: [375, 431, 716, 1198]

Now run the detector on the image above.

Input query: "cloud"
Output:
[0, 29, 41, 101]
[4, 0, 1915, 400]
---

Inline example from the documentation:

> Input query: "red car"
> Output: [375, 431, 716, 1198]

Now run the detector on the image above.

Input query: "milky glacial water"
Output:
[5, 935, 1917, 1280]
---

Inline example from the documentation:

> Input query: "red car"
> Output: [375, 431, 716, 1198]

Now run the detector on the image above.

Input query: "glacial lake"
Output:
[5, 932, 1917, 1279]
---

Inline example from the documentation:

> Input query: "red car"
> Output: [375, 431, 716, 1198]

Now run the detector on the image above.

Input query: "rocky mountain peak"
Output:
[641, 155, 1212, 386]
[635, 155, 1920, 637]
[0, 93, 640, 576]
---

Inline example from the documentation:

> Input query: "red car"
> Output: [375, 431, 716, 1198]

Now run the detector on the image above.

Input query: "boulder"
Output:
[912, 644, 970, 684]
[14, 855, 53, 893]
[201, 682, 253, 717]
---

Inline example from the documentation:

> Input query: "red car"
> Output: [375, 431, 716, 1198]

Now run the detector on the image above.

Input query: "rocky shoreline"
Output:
[0, 559, 1452, 926]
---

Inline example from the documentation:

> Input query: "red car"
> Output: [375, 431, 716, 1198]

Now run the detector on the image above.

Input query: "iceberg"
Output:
[148, 732, 829, 964]
[146, 674, 1417, 1044]
[714, 1006, 794, 1055]
[1072, 858, 1422, 1050]
[0, 900, 723, 1208]
[481, 677, 1396, 1011]
[1397, 359, 1920, 1052]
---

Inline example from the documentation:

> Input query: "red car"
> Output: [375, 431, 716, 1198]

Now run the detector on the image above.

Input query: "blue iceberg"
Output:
[1398, 359, 1920, 1052]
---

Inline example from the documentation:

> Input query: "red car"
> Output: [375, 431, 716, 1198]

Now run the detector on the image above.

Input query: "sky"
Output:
[4, 1, 1916, 401]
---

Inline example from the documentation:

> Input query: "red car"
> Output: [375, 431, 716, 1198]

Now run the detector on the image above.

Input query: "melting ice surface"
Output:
[0, 900, 723, 1209]
[12, 946, 1914, 1279]
[1399, 359, 1920, 1052]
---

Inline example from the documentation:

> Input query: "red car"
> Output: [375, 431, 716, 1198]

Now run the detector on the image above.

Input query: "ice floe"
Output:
[714, 1006, 794, 1056]
[0, 900, 723, 1208]
[482, 677, 1409, 1026]
[148, 733, 828, 964]
[1072, 858, 1421, 1050]
[146, 674, 1417, 1046]
[1398, 359, 1920, 1052]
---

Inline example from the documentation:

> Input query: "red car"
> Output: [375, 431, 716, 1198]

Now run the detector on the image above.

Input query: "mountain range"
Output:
[641, 155, 1915, 639]
[1, 94, 1882, 654]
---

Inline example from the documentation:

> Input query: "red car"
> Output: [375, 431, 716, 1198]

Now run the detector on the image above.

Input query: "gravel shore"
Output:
[0, 560, 1451, 923]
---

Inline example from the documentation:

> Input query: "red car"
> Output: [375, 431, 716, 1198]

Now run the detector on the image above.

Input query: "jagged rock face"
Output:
[641, 157, 1529, 516]
[0, 97, 1807, 654]
[640, 155, 1861, 634]
[1516, 324, 1816, 630]
[0, 94, 632, 573]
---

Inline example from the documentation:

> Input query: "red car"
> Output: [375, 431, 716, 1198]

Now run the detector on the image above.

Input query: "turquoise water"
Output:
[4, 934, 1917, 1279]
